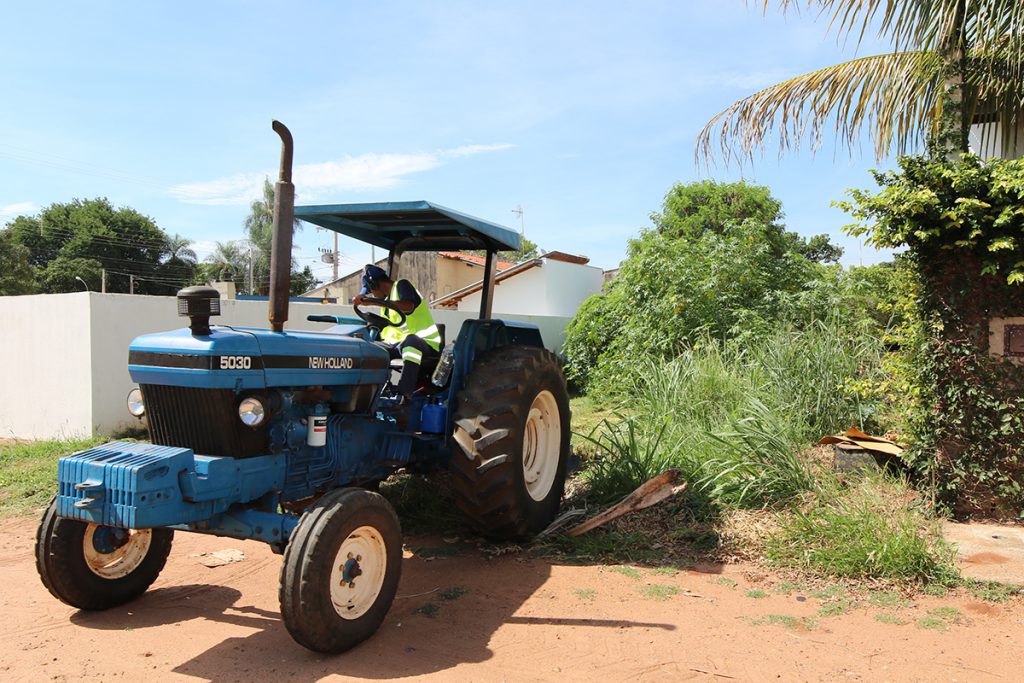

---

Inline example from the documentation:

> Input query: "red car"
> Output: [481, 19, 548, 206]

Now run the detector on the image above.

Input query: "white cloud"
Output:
[0, 201, 37, 219]
[169, 144, 514, 206]
[188, 239, 220, 259]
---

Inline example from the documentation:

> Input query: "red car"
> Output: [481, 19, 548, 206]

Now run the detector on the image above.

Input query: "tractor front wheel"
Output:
[279, 488, 402, 653]
[35, 499, 174, 610]
[450, 345, 571, 540]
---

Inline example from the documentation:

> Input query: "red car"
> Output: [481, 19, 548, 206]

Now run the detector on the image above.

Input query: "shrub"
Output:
[563, 180, 858, 395]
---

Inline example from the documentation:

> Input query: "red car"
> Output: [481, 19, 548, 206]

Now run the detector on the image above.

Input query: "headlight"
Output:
[238, 397, 266, 427]
[127, 388, 145, 417]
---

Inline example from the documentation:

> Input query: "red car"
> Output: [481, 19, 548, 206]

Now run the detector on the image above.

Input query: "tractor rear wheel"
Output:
[449, 345, 570, 540]
[35, 499, 174, 610]
[279, 488, 402, 653]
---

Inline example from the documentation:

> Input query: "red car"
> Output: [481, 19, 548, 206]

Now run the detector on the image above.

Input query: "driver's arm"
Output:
[392, 279, 420, 314]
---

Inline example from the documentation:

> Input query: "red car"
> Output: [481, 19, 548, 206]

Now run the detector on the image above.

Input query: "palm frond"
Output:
[697, 50, 942, 168]
[763, 1, 965, 52]
[766, 2, 1023, 71]
[967, 4, 1024, 102]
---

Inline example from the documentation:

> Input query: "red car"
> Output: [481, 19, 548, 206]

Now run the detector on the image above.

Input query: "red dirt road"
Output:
[3, 516, 1021, 682]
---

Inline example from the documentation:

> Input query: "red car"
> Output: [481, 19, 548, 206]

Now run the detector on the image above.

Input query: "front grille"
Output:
[140, 385, 268, 458]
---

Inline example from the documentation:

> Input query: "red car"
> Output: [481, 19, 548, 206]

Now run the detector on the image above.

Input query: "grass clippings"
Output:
[754, 614, 817, 631]
[439, 586, 467, 601]
[611, 566, 642, 579]
[874, 612, 908, 626]
[574, 588, 597, 601]
[916, 606, 964, 631]
[413, 603, 440, 618]
[639, 584, 680, 601]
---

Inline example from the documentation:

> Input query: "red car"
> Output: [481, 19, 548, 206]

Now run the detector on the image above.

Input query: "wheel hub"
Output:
[342, 555, 363, 584]
[82, 524, 153, 579]
[522, 390, 561, 502]
[330, 526, 387, 619]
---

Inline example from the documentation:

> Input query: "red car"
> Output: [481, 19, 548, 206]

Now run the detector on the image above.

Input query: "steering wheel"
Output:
[352, 297, 407, 332]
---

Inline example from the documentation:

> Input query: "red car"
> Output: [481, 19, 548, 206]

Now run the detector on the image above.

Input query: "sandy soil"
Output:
[3, 516, 1022, 683]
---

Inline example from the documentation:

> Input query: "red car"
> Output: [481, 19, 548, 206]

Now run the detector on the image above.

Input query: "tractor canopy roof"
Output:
[295, 200, 521, 253]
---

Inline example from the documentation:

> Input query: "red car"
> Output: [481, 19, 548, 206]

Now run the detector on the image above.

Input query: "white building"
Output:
[433, 251, 604, 317]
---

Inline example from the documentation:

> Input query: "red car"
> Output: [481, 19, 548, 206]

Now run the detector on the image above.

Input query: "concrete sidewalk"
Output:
[944, 521, 1024, 585]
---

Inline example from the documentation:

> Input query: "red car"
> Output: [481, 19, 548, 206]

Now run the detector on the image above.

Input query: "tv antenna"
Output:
[511, 205, 524, 235]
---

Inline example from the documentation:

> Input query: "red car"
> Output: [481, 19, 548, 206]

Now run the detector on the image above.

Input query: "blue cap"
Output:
[360, 264, 388, 295]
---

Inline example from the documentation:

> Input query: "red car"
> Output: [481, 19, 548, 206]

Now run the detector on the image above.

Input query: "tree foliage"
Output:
[467, 235, 540, 263]
[563, 181, 858, 392]
[4, 198, 192, 294]
[0, 229, 36, 295]
[699, 1, 1024, 165]
[840, 154, 1024, 284]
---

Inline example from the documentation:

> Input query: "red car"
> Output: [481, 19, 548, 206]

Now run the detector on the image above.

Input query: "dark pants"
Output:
[386, 334, 439, 395]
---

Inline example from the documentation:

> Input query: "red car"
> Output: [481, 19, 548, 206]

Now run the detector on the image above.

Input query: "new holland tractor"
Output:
[35, 121, 570, 653]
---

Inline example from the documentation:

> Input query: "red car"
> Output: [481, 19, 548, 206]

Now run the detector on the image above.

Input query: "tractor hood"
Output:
[128, 326, 390, 390]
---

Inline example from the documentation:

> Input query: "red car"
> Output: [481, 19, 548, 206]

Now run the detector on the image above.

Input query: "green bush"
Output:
[563, 180, 863, 394]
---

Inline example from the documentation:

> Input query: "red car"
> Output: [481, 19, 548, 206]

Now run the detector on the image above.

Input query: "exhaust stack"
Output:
[268, 120, 295, 333]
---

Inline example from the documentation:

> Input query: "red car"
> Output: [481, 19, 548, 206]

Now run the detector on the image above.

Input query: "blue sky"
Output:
[0, 0, 902, 284]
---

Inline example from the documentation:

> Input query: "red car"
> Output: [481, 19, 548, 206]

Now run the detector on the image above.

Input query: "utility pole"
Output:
[129, 274, 135, 294]
[248, 244, 254, 295]
[101, 269, 107, 293]
[333, 231, 339, 282]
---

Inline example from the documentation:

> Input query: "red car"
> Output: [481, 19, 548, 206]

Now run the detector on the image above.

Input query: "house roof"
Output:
[300, 252, 514, 298]
[438, 251, 515, 271]
[431, 251, 594, 307]
[432, 259, 543, 307]
[294, 201, 522, 253]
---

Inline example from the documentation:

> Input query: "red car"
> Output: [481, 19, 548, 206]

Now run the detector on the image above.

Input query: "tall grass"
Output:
[579, 319, 885, 508]
[767, 475, 958, 583]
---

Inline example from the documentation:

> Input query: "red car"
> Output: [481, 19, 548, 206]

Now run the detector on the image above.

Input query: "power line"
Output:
[0, 144, 175, 189]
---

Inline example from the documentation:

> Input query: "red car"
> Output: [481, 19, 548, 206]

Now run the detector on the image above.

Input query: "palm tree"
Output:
[205, 240, 246, 285]
[698, 1, 1024, 166]
[244, 178, 303, 294]
[163, 233, 197, 265]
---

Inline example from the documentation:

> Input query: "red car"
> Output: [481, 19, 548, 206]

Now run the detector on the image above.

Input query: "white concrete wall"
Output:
[0, 292, 570, 439]
[457, 259, 603, 318]
[0, 293, 94, 440]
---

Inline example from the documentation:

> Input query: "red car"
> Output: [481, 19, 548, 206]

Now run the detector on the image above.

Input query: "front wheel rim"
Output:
[522, 389, 561, 502]
[329, 526, 388, 620]
[82, 525, 153, 579]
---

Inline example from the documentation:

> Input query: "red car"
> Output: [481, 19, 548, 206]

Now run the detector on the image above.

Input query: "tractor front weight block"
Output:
[57, 441, 289, 534]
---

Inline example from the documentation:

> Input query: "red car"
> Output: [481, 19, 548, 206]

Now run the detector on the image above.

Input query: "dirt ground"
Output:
[3, 516, 1022, 683]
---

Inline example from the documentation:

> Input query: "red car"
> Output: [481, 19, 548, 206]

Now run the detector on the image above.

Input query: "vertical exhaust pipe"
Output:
[269, 120, 294, 333]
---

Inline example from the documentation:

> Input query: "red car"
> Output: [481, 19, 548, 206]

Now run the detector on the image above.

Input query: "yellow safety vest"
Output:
[380, 281, 441, 364]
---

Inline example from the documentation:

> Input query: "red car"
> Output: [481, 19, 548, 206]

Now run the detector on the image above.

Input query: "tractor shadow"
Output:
[167, 546, 678, 682]
[65, 471, 717, 681]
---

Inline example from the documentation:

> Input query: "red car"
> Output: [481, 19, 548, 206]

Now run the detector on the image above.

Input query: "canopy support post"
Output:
[479, 249, 497, 320]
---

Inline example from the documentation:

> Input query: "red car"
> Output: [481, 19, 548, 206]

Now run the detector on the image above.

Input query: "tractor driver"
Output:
[351, 264, 442, 399]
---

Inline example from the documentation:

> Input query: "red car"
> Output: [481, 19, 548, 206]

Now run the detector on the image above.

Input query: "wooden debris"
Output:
[819, 427, 904, 456]
[567, 469, 688, 537]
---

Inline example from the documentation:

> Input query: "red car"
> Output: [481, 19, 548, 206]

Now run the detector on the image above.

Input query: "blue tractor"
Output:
[35, 122, 570, 653]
